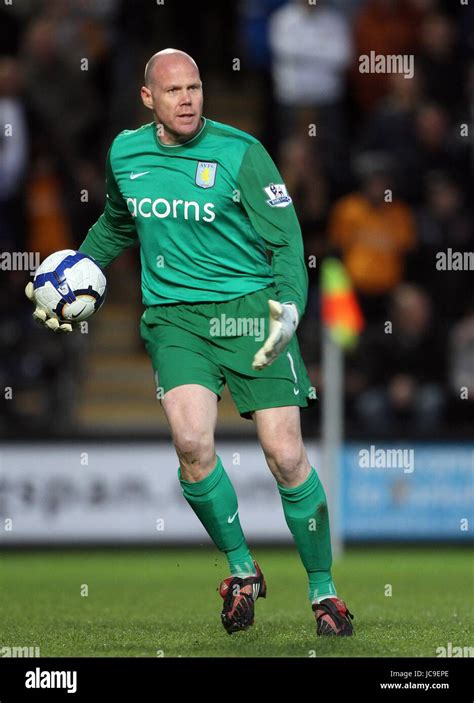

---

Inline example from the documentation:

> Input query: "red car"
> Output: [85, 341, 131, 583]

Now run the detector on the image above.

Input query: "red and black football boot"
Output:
[219, 561, 267, 634]
[312, 597, 354, 636]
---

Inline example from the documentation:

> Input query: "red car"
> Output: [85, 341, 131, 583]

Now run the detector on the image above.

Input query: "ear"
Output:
[141, 86, 153, 110]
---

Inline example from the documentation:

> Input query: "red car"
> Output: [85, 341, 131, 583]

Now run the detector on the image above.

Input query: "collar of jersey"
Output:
[153, 117, 208, 150]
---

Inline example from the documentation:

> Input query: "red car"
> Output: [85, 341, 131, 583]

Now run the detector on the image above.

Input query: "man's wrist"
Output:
[281, 301, 299, 327]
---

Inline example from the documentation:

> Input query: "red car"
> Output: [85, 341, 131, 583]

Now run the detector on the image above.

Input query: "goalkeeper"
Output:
[27, 49, 353, 637]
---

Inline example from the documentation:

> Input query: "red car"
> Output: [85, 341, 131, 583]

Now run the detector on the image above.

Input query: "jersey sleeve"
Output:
[237, 141, 308, 318]
[78, 144, 137, 268]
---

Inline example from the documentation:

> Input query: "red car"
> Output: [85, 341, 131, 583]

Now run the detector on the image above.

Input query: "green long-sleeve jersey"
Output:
[79, 117, 308, 317]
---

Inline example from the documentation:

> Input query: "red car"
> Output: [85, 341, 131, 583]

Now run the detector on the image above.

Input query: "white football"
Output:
[33, 249, 106, 322]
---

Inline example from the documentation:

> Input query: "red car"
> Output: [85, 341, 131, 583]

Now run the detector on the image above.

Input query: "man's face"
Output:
[141, 59, 203, 144]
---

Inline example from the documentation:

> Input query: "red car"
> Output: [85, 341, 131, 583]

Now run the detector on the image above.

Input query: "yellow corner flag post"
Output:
[320, 258, 364, 558]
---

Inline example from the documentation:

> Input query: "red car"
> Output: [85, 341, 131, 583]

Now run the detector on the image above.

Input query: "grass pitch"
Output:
[0, 547, 471, 657]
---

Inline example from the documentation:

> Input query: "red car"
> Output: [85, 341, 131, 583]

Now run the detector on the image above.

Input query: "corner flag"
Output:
[321, 257, 364, 348]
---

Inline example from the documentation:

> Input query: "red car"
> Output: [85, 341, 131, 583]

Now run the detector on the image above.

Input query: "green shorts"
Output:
[140, 284, 316, 419]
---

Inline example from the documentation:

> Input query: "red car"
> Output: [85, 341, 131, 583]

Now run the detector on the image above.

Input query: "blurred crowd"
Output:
[0, 0, 472, 437]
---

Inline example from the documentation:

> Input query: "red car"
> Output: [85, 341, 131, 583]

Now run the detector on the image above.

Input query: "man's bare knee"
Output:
[175, 431, 216, 482]
[264, 442, 310, 487]
[161, 385, 218, 482]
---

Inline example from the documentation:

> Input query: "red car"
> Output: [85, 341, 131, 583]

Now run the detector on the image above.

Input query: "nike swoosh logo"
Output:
[130, 171, 150, 180]
[293, 388, 300, 395]
[71, 306, 86, 319]
[227, 509, 239, 524]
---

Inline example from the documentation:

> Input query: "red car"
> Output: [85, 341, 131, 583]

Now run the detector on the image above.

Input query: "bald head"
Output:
[144, 49, 199, 88]
[141, 48, 203, 145]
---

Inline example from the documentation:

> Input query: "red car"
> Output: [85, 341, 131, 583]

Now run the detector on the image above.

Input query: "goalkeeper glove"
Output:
[252, 300, 299, 370]
[25, 282, 73, 333]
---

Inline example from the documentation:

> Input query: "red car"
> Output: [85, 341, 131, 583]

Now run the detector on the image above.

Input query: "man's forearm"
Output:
[79, 213, 137, 269]
[270, 243, 308, 320]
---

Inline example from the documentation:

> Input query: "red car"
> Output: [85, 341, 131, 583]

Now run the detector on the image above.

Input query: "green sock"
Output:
[278, 467, 337, 603]
[178, 455, 256, 577]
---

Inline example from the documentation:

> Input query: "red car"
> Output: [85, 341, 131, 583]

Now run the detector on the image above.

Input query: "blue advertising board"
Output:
[342, 443, 474, 540]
